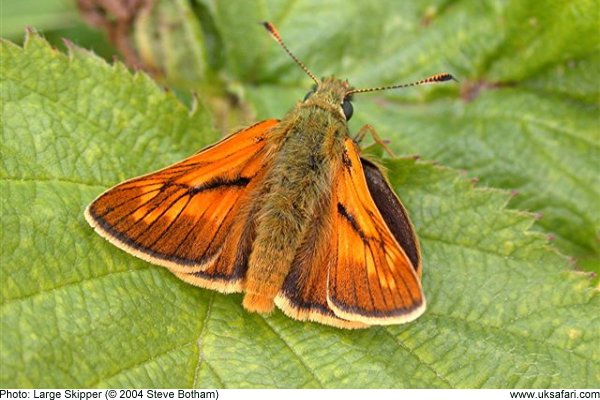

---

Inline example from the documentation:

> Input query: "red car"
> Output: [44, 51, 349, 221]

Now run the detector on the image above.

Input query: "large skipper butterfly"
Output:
[85, 22, 455, 328]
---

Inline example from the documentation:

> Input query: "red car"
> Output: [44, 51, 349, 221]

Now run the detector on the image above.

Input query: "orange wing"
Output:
[327, 138, 425, 325]
[85, 119, 279, 293]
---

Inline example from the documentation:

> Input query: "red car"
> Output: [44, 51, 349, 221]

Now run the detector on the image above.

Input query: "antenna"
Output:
[262, 22, 456, 94]
[346, 73, 457, 96]
[261, 22, 320, 85]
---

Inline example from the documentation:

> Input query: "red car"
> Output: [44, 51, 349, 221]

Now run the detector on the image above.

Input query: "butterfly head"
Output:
[302, 77, 354, 121]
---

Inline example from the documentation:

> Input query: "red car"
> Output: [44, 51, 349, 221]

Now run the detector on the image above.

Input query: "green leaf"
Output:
[1, 32, 598, 389]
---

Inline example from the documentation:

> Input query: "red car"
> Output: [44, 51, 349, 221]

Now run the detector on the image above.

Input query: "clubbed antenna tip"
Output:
[261, 22, 281, 41]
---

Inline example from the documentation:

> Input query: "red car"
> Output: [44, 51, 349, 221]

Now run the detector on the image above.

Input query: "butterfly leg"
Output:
[354, 124, 396, 158]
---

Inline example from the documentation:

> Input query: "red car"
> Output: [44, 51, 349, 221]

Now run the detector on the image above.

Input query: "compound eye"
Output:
[304, 90, 315, 101]
[341, 98, 353, 120]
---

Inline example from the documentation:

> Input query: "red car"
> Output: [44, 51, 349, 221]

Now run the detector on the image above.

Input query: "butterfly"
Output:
[85, 22, 455, 329]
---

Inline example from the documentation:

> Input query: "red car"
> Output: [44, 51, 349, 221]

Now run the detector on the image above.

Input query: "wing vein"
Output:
[147, 194, 193, 250]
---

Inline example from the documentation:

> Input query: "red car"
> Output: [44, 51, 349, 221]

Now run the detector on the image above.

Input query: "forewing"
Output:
[328, 139, 425, 325]
[85, 119, 279, 291]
